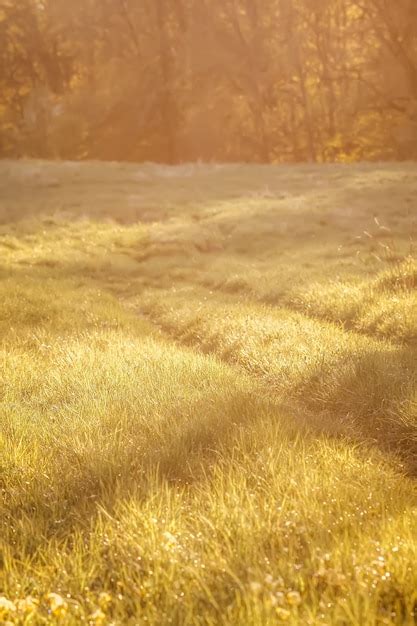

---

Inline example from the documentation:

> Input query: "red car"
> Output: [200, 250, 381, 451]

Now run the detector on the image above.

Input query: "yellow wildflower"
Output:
[286, 590, 302, 606]
[275, 607, 291, 620]
[45, 592, 68, 617]
[98, 591, 112, 609]
[89, 608, 107, 625]
[17, 595, 39, 614]
[0, 596, 17, 617]
[162, 531, 179, 550]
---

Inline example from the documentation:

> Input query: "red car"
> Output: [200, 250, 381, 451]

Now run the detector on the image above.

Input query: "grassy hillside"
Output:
[0, 160, 416, 625]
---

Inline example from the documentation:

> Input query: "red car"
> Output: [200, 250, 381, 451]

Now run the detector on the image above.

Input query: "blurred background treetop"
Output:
[0, 0, 416, 163]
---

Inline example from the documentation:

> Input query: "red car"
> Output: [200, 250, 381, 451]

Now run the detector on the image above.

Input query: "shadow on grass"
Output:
[289, 343, 417, 476]
[1, 372, 298, 552]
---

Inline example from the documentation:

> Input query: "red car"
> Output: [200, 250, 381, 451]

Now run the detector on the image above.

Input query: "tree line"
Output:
[1, 0, 416, 162]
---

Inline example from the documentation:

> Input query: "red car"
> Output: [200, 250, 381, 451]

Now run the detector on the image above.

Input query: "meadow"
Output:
[0, 160, 416, 625]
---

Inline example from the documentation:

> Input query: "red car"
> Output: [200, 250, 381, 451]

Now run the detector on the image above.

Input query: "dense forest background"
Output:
[1, 0, 416, 163]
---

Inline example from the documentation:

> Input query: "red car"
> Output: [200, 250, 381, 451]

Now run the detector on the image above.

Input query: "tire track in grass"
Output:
[135, 285, 417, 475]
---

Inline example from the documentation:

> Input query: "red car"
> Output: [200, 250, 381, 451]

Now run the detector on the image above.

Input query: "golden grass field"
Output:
[0, 160, 416, 625]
